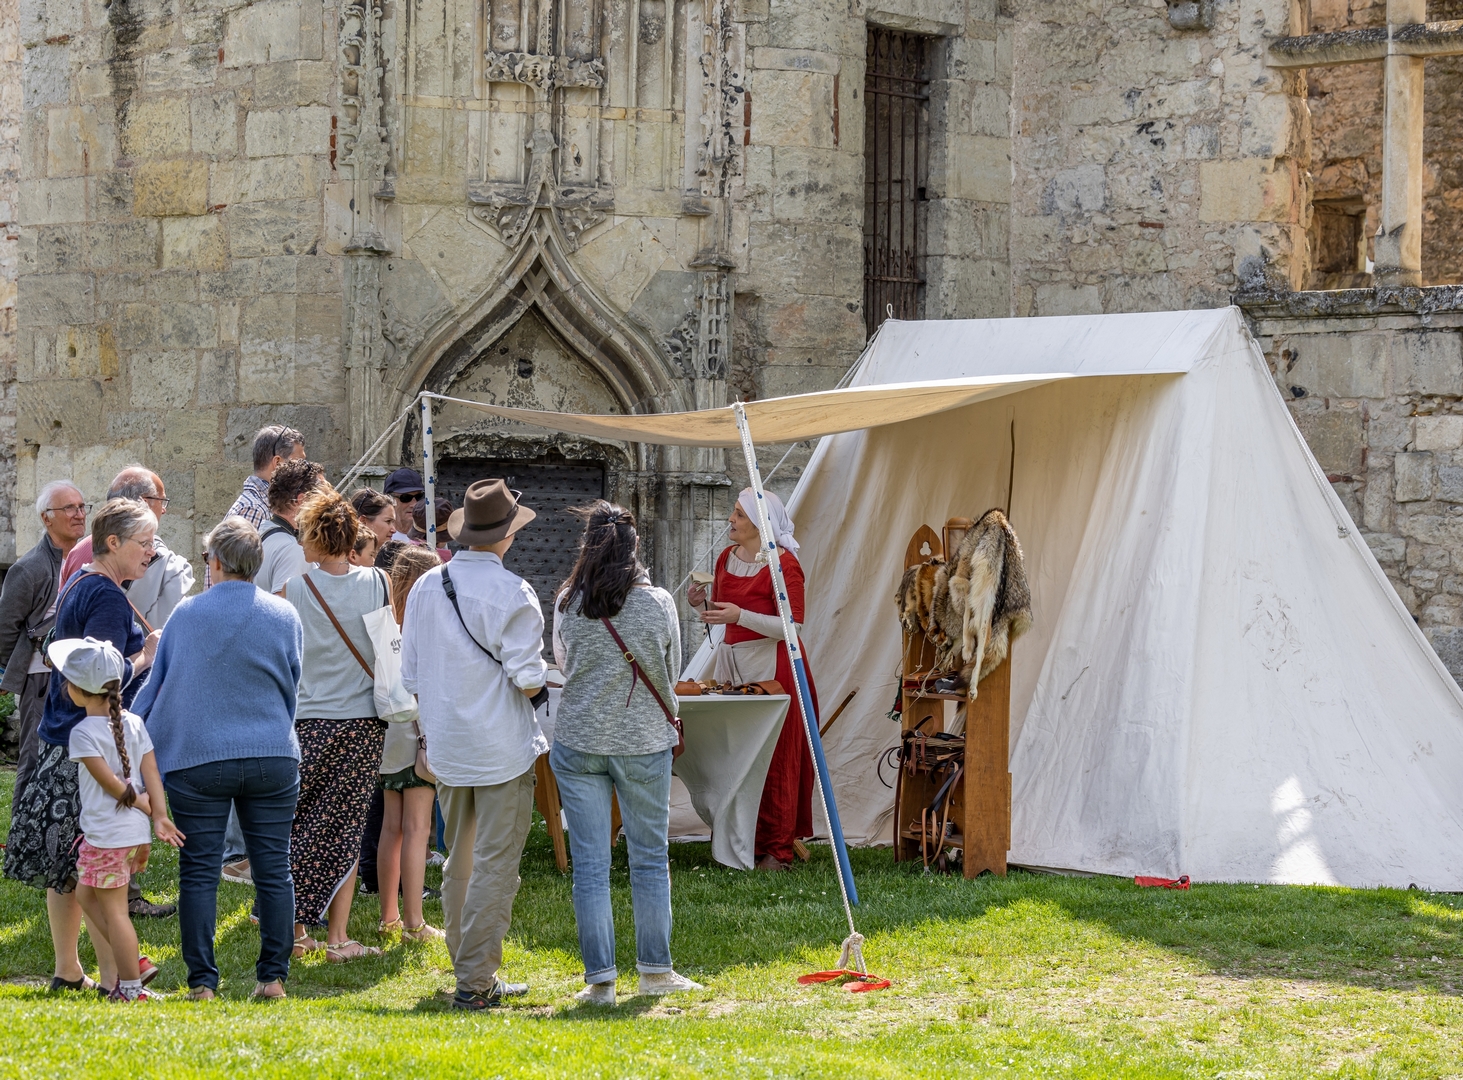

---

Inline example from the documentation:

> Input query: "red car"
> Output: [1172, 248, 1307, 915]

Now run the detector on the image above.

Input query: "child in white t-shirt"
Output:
[52, 637, 184, 1002]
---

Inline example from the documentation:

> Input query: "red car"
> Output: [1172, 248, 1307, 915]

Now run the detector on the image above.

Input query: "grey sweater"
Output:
[553, 584, 681, 756]
[0, 533, 64, 693]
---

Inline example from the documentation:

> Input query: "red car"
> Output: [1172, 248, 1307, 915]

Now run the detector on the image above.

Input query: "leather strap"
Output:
[599, 616, 684, 747]
[303, 573, 374, 678]
[440, 566, 501, 666]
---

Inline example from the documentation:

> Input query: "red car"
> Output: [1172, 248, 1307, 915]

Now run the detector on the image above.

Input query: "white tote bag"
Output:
[362, 600, 418, 726]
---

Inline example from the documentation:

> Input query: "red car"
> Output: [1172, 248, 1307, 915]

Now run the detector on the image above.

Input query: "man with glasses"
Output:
[59, 467, 196, 627]
[205, 425, 307, 588]
[384, 467, 426, 543]
[0, 481, 88, 804]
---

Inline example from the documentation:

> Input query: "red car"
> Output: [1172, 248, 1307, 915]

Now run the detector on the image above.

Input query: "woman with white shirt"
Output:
[686, 489, 817, 872]
[283, 489, 387, 963]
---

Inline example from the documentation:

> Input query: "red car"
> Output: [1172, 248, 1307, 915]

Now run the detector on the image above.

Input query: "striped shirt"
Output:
[206, 474, 272, 587]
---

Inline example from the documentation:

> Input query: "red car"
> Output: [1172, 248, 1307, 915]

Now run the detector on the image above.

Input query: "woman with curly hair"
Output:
[283, 487, 389, 963]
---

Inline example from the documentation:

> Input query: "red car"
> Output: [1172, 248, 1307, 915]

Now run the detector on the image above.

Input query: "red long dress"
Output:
[712, 546, 817, 863]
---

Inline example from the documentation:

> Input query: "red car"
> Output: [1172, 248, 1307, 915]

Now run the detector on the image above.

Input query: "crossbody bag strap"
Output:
[439, 566, 501, 666]
[598, 616, 682, 739]
[302, 573, 374, 678]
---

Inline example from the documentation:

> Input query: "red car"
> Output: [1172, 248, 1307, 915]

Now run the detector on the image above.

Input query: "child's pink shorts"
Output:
[76, 840, 149, 890]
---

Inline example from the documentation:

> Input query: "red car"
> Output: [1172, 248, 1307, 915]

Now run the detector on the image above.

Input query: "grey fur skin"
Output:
[938, 509, 1032, 692]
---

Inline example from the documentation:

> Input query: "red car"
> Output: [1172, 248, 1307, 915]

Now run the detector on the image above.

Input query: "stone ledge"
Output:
[1237, 285, 1463, 320]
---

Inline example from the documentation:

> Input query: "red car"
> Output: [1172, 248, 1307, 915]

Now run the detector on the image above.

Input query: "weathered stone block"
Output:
[1439, 461, 1463, 504]
[252, 62, 334, 107]
[159, 303, 219, 349]
[1392, 331, 1463, 396]
[222, 0, 324, 67]
[17, 273, 95, 328]
[19, 177, 87, 225]
[1297, 407, 1364, 476]
[944, 135, 1011, 204]
[162, 216, 227, 270]
[134, 161, 210, 217]
[17, 379, 106, 445]
[1281, 332, 1388, 399]
[154, 409, 221, 464]
[1034, 282, 1101, 316]
[1416, 415, 1463, 452]
[129, 351, 198, 409]
[149, 270, 201, 304]
[197, 348, 239, 405]
[191, 93, 238, 156]
[244, 106, 331, 158]
[194, 463, 254, 525]
[121, 98, 192, 159]
[751, 69, 837, 149]
[23, 45, 69, 109]
[1425, 627, 1463, 678]
[24, 226, 85, 275]
[1198, 158, 1295, 223]
[87, 221, 162, 270]
[142, 45, 220, 93]
[1395, 451, 1434, 502]
[46, 106, 112, 178]
[224, 404, 338, 464]
[1365, 531, 1406, 564]
[225, 201, 319, 257]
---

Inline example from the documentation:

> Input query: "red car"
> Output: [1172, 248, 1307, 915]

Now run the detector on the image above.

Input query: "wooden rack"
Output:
[894, 520, 1011, 878]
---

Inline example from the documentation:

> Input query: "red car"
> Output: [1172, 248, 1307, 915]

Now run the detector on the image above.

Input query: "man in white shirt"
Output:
[401, 479, 547, 1011]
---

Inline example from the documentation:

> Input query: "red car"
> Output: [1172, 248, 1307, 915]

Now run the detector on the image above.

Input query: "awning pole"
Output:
[422, 395, 437, 550]
[733, 403, 860, 914]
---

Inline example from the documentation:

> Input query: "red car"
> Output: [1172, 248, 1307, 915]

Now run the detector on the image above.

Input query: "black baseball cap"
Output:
[383, 467, 425, 496]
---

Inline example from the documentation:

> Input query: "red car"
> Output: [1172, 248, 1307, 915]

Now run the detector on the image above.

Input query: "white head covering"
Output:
[737, 488, 799, 556]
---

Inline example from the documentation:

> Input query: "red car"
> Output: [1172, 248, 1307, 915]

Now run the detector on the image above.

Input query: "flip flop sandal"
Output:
[378, 918, 404, 935]
[326, 939, 382, 963]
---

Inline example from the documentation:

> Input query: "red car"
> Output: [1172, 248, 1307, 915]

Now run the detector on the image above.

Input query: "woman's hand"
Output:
[133, 629, 162, 672]
[153, 813, 186, 848]
[699, 601, 742, 625]
[687, 581, 708, 608]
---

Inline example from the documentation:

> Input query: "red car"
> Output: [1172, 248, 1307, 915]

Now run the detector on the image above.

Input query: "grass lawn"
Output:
[1, 770, 1461, 1077]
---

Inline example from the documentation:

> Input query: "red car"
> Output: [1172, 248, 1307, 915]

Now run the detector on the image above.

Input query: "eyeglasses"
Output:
[128, 536, 157, 553]
[44, 503, 89, 517]
[142, 495, 171, 509]
[395, 492, 425, 505]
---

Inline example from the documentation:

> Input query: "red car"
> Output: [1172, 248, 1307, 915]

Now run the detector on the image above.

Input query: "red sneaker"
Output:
[139, 956, 159, 986]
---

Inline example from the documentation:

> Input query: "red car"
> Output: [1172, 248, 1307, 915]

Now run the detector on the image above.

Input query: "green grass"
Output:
[1, 769, 1461, 1077]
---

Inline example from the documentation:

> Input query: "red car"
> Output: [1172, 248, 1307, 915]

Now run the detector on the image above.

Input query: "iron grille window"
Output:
[863, 28, 930, 338]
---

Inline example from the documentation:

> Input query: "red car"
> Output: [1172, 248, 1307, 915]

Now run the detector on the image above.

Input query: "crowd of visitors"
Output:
[2, 421, 813, 1006]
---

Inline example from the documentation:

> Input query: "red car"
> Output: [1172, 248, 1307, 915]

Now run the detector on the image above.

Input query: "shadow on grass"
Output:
[5, 769, 1461, 1005]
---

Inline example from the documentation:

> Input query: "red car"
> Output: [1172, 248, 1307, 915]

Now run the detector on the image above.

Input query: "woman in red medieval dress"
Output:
[687, 489, 816, 871]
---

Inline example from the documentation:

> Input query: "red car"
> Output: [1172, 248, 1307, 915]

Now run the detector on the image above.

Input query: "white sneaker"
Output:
[574, 981, 616, 1005]
[638, 970, 704, 995]
[426, 851, 445, 868]
[221, 861, 253, 886]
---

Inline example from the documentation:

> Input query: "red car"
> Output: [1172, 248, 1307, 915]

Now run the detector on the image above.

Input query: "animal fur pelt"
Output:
[896, 558, 945, 643]
[938, 509, 1032, 692]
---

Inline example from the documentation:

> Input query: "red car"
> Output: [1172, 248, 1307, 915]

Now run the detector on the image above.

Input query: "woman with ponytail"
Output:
[549, 501, 702, 1004]
[52, 637, 183, 1001]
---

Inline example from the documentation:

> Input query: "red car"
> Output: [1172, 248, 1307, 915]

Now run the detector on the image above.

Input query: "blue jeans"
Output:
[550, 744, 674, 984]
[165, 757, 300, 990]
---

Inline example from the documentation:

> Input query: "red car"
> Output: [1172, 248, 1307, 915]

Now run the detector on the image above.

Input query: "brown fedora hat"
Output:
[447, 479, 536, 545]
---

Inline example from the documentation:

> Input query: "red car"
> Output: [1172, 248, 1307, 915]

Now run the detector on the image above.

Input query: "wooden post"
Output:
[962, 655, 1011, 878]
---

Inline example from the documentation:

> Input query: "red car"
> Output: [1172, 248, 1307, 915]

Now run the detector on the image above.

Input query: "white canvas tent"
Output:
[790, 306, 1463, 890]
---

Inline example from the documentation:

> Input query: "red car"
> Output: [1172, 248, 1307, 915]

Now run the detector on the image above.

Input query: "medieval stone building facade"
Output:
[5, 0, 1463, 674]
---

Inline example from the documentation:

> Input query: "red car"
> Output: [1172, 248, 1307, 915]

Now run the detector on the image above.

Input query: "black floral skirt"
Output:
[291, 717, 384, 925]
[3, 742, 82, 893]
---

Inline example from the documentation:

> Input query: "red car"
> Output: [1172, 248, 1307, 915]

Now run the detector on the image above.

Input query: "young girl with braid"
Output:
[52, 637, 184, 1001]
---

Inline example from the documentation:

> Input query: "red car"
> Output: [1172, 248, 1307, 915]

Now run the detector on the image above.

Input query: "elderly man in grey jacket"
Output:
[0, 480, 88, 801]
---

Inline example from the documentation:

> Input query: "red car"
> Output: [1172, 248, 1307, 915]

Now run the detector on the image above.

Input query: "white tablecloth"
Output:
[671, 694, 791, 870]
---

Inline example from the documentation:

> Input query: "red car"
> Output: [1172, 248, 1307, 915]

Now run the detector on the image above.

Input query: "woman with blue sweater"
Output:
[132, 516, 304, 1000]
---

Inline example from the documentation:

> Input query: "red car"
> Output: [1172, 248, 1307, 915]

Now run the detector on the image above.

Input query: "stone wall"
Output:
[1009, 0, 1309, 315]
[0, 0, 17, 561]
[1243, 287, 1463, 681]
[1304, 0, 1463, 287]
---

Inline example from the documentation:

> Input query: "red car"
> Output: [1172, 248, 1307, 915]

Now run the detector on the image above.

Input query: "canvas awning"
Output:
[423, 373, 1069, 448]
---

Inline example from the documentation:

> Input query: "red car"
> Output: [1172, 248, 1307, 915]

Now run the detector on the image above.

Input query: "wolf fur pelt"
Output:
[940, 509, 1032, 690]
[896, 558, 945, 642]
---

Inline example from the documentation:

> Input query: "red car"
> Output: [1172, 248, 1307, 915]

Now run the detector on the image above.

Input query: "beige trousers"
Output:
[436, 769, 536, 993]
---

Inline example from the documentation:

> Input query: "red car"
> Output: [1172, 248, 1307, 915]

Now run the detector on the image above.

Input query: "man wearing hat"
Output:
[382, 467, 425, 544]
[400, 479, 548, 1010]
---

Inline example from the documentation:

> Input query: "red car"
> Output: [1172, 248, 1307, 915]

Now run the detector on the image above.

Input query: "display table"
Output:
[672, 694, 791, 870]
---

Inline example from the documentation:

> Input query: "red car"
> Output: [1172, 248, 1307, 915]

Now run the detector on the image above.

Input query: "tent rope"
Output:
[337, 394, 424, 491]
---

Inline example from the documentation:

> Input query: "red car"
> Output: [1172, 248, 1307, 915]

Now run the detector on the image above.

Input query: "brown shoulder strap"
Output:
[303, 573, 373, 678]
[599, 616, 680, 729]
